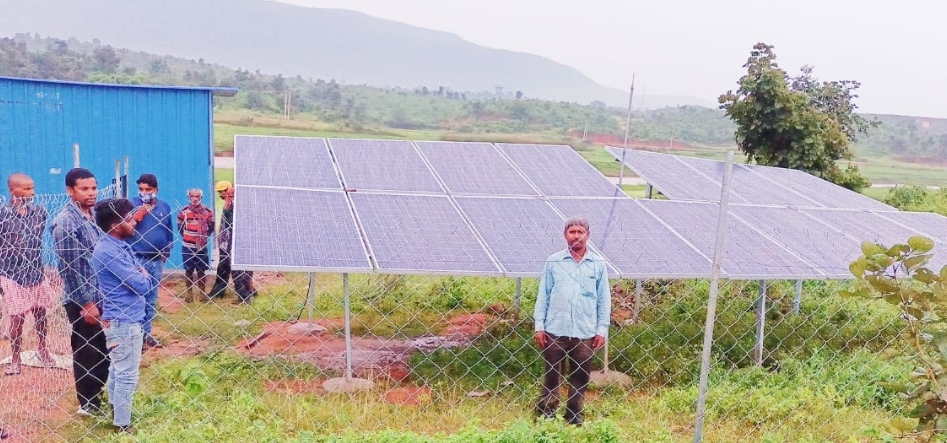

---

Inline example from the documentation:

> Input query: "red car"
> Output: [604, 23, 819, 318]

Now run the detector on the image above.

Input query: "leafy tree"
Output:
[719, 43, 871, 191]
[92, 45, 120, 73]
[844, 237, 947, 436]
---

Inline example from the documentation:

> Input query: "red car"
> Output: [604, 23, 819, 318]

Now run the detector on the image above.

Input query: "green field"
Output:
[212, 117, 944, 201]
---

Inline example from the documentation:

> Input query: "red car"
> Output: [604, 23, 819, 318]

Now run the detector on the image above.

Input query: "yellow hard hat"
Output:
[215, 180, 233, 192]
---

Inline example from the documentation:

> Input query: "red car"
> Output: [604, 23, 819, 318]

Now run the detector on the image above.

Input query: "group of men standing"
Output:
[0, 169, 254, 435]
[0, 165, 614, 434]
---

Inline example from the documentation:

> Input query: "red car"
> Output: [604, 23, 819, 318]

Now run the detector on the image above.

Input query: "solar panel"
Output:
[674, 156, 809, 206]
[803, 208, 923, 246]
[328, 139, 443, 193]
[453, 197, 564, 276]
[741, 163, 894, 210]
[874, 210, 947, 240]
[349, 193, 501, 275]
[849, 210, 947, 271]
[605, 147, 724, 201]
[415, 141, 539, 195]
[641, 200, 824, 279]
[550, 198, 711, 278]
[611, 147, 894, 210]
[729, 205, 861, 278]
[231, 187, 371, 272]
[497, 143, 623, 197]
[234, 136, 340, 189]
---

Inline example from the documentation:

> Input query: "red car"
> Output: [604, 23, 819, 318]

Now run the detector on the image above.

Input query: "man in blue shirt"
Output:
[51, 168, 108, 417]
[92, 198, 151, 434]
[533, 217, 611, 426]
[128, 173, 173, 349]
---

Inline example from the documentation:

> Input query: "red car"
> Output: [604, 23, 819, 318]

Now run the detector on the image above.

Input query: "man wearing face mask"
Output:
[128, 173, 173, 350]
[0, 173, 54, 375]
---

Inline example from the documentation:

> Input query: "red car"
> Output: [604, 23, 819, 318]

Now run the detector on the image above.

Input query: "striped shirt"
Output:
[0, 203, 47, 287]
[177, 204, 214, 248]
[534, 249, 611, 339]
[51, 202, 102, 306]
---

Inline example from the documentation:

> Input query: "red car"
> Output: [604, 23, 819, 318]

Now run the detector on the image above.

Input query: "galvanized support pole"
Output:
[617, 75, 635, 187]
[307, 273, 316, 324]
[343, 273, 353, 380]
[754, 280, 767, 366]
[693, 150, 735, 443]
[114, 160, 121, 198]
[793, 280, 803, 315]
[513, 278, 522, 323]
[124, 156, 130, 198]
[632, 278, 643, 324]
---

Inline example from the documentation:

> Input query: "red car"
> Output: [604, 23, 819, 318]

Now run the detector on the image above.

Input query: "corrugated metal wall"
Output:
[0, 78, 216, 268]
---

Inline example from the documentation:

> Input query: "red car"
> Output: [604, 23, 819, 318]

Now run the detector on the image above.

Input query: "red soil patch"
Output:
[0, 302, 75, 443]
[383, 386, 433, 406]
[235, 313, 495, 384]
[441, 313, 490, 337]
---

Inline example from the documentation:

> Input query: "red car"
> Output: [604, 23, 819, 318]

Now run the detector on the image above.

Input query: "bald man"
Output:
[0, 173, 54, 375]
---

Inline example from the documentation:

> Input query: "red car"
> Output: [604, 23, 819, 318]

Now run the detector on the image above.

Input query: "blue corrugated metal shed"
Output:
[0, 76, 238, 268]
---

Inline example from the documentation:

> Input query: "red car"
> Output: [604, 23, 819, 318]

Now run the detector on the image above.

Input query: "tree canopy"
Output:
[719, 43, 873, 191]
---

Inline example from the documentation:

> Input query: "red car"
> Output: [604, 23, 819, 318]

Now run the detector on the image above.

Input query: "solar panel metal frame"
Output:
[605, 146, 741, 202]
[639, 200, 827, 280]
[608, 146, 895, 210]
[230, 186, 373, 273]
[726, 204, 861, 279]
[497, 143, 624, 198]
[453, 195, 569, 277]
[739, 162, 895, 211]
[348, 191, 503, 276]
[328, 138, 445, 194]
[549, 197, 712, 279]
[234, 135, 342, 190]
[415, 141, 540, 196]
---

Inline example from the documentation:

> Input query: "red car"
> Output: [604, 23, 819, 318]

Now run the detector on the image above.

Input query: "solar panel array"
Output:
[607, 146, 894, 210]
[232, 136, 946, 280]
[232, 136, 624, 276]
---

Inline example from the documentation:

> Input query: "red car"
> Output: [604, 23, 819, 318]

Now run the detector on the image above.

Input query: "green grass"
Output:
[855, 156, 947, 185]
[53, 277, 917, 442]
[213, 123, 407, 153]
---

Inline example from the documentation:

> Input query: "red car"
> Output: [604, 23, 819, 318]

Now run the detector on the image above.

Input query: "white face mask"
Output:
[139, 192, 156, 203]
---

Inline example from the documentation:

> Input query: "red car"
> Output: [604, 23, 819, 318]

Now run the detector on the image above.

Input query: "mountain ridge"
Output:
[0, 0, 711, 108]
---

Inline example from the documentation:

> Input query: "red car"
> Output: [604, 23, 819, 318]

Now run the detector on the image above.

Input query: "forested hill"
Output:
[0, 0, 706, 108]
[2, 33, 946, 162]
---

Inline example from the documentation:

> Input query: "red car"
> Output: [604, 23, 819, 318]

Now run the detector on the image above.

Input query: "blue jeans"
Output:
[104, 320, 143, 427]
[137, 257, 164, 338]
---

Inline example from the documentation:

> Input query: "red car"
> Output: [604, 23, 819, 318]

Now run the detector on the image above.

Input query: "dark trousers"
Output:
[536, 334, 594, 424]
[64, 302, 110, 410]
[211, 250, 255, 301]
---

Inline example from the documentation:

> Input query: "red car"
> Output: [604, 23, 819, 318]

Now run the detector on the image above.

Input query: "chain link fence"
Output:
[0, 187, 919, 442]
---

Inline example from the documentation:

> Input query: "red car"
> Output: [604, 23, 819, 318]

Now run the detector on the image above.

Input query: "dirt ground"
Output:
[242, 312, 494, 392]
[0, 275, 498, 441]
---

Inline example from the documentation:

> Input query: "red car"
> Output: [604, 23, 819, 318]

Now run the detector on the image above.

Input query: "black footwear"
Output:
[114, 425, 136, 435]
[4, 363, 21, 376]
[142, 336, 163, 350]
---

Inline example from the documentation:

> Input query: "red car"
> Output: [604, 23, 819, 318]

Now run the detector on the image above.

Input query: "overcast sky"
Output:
[276, 0, 944, 118]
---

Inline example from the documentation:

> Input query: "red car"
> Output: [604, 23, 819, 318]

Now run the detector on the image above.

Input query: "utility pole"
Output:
[617, 74, 636, 187]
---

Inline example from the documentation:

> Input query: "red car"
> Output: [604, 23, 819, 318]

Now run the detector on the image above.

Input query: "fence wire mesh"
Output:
[0, 188, 921, 442]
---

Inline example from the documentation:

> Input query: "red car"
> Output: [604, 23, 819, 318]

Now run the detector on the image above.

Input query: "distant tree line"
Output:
[3, 33, 947, 159]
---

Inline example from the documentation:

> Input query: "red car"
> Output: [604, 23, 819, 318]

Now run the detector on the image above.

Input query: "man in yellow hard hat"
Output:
[210, 181, 255, 303]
